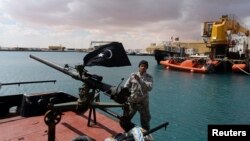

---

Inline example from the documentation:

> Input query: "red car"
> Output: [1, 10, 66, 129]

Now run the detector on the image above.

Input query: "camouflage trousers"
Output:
[127, 98, 151, 130]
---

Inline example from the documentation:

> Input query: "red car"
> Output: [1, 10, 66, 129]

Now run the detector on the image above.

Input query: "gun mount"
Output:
[29, 42, 168, 141]
[29, 54, 130, 107]
[30, 55, 132, 141]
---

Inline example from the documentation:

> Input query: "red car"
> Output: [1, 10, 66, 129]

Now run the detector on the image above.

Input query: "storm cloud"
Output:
[0, 0, 250, 49]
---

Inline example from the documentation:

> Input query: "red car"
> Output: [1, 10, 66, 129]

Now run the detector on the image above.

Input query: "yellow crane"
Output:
[202, 15, 249, 59]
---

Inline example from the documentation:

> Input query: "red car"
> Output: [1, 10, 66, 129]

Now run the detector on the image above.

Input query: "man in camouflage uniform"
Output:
[124, 60, 153, 130]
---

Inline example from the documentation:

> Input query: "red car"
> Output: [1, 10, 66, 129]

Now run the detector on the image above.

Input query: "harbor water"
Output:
[1, 51, 250, 141]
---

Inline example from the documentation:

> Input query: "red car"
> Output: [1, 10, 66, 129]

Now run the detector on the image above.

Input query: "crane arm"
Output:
[202, 15, 249, 47]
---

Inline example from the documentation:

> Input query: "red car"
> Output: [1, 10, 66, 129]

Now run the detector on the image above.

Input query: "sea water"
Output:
[1, 51, 250, 141]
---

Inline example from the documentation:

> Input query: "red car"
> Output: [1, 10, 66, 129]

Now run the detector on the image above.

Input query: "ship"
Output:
[0, 42, 168, 141]
[153, 40, 186, 64]
[0, 88, 124, 141]
[157, 15, 250, 74]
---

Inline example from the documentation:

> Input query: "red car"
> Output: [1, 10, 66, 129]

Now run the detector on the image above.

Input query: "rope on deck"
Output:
[228, 60, 250, 75]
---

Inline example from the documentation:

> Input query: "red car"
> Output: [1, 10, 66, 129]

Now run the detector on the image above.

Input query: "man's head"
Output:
[138, 60, 148, 68]
[138, 60, 148, 74]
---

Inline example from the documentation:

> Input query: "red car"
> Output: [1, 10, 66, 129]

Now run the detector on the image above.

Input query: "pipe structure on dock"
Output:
[0, 80, 56, 89]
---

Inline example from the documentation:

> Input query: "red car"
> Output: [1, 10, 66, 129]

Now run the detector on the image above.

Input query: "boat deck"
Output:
[0, 110, 123, 141]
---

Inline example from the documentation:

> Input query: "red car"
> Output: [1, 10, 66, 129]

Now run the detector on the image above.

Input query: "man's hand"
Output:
[133, 74, 140, 81]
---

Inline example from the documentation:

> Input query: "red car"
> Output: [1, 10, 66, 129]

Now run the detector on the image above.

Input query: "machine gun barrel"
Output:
[30, 55, 82, 81]
[29, 54, 113, 94]
[121, 121, 169, 140]
[143, 121, 169, 136]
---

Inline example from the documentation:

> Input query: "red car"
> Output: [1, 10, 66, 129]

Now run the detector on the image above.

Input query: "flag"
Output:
[83, 42, 131, 67]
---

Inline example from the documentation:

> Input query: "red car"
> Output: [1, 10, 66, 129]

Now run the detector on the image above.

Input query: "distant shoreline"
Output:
[0, 49, 87, 53]
[0, 49, 154, 55]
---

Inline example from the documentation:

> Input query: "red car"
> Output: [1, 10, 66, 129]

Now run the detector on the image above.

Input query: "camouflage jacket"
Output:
[124, 71, 153, 103]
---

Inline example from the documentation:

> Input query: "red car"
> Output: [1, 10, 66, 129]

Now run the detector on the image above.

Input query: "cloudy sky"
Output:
[0, 0, 250, 49]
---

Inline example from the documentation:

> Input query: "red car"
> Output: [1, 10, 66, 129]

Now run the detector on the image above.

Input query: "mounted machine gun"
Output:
[202, 14, 249, 59]
[30, 42, 168, 141]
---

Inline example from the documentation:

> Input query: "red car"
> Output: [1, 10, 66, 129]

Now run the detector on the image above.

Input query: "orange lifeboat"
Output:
[232, 64, 247, 72]
[160, 58, 218, 73]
